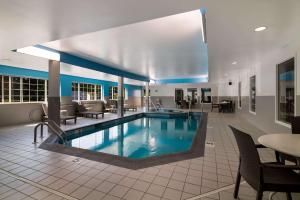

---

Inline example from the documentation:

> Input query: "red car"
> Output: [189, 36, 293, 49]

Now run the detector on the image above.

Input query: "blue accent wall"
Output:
[35, 45, 150, 82]
[0, 65, 48, 79]
[155, 77, 208, 84]
[0, 65, 142, 97]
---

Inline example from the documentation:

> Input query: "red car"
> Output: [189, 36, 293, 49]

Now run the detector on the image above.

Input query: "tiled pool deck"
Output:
[0, 111, 299, 200]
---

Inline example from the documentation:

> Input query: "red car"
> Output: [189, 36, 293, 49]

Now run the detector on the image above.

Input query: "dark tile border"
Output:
[39, 112, 207, 169]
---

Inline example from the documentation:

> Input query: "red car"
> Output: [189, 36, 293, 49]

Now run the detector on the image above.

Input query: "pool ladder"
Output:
[33, 120, 66, 144]
[149, 98, 159, 112]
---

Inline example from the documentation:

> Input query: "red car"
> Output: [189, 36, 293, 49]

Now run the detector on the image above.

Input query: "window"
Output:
[37, 79, 46, 101]
[201, 88, 211, 103]
[277, 58, 295, 124]
[175, 89, 184, 102]
[238, 82, 242, 108]
[11, 77, 21, 102]
[72, 82, 102, 101]
[143, 89, 151, 97]
[0, 75, 47, 103]
[109, 86, 125, 100]
[23, 78, 30, 102]
[187, 88, 198, 104]
[25, 78, 46, 102]
[96, 85, 102, 100]
[250, 76, 256, 113]
[3, 76, 9, 102]
[72, 82, 78, 100]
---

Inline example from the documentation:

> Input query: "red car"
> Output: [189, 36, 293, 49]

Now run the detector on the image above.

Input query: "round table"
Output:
[258, 134, 300, 200]
[258, 134, 300, 159]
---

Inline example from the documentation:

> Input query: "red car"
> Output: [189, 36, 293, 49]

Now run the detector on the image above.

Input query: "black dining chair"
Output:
[291, 116, 300, 134]
[229, 126, 300, 200]
[277, 116, 300, 164]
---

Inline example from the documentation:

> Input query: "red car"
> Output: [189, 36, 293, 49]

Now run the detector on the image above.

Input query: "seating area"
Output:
[230, 126, 300, 200]
[41, 104, 77, 125]
[39, 100, 140, 125]
[74, 101, 105, 119]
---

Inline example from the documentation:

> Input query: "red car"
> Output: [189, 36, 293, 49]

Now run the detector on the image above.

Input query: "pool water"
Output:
[65, 116, 200, 159]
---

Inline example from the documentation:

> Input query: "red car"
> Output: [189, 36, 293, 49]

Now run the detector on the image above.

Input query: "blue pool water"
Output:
[65, 116, 200, 159]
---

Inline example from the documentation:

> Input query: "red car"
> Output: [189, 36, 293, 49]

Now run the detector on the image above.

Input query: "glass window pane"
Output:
[201, 88, 211, 103]
[11, 77, 21, 102]
[23, 83, 29, 90]
[38, 79, 45, 84]
[23, 95, 29, 102]
[109, 87, 113, 99]
[96, 85, 102, 100]
[23, 78, 29, 84]
[277, 58, 294, 124]
[11, 96, 20, 102]
[175, 89, 184, 102]
[72, 82, 78, 100]
[38, 84, 44, 91]
[38, 92, 45, 101]
[30, 79, 37, 84]
[30, 83, 38, 102]
[4, 76, 9, 103]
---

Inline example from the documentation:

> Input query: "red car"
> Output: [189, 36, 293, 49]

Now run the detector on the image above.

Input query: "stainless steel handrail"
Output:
[149, 98, 158, 112]
[33, 120, 65, 144]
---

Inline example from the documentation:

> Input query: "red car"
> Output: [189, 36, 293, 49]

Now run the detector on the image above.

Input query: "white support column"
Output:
[118, 124, 124, 156]
[48, 60, 60, 127]
[118, 77, 124, 117]
[145, 82, 149, 112]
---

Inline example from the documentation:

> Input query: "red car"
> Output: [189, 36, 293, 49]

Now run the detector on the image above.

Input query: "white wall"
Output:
[217, 40, 300, 133]
[150, 83, 218, 97]
[218, 45, 300, 98]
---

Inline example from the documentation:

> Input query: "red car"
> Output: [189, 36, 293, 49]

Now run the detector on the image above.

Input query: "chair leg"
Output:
[233, 171, 241, 199]
[256, 189, 263, 200]
[286, 192, 292, 200]
[275, 151, 284, 164]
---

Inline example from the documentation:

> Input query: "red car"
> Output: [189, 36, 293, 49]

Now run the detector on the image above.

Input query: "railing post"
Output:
[40, 123, 44, 138]
[33, 121, 66, 145]
[33, 124, 39, 144]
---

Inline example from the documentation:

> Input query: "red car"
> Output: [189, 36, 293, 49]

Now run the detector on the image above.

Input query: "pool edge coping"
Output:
[39, 112, 208, 169]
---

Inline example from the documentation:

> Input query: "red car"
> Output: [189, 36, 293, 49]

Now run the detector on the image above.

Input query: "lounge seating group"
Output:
[42, 104, 77, 125]
[106, 100, 137, 113]
[74, 101, 105, 119]
[41, 100, 139, 125]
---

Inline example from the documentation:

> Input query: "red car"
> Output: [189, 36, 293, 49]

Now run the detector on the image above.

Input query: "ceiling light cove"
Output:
[232, 61, 237, 65]
[16, 46, 60, 61]
[254, 26, 267, 32]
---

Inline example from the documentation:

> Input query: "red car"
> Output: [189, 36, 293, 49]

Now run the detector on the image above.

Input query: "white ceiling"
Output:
[1, 0, 300, 84]
[199, 0, 300, 82]
[0, 0, 201, 50]
[43, 10, 208, 80]
[0, 0, 202, 83]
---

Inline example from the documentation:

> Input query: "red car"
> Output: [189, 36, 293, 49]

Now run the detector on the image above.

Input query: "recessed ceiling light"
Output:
[232, 61, 237, 65]
[254, 26, 267, 32]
